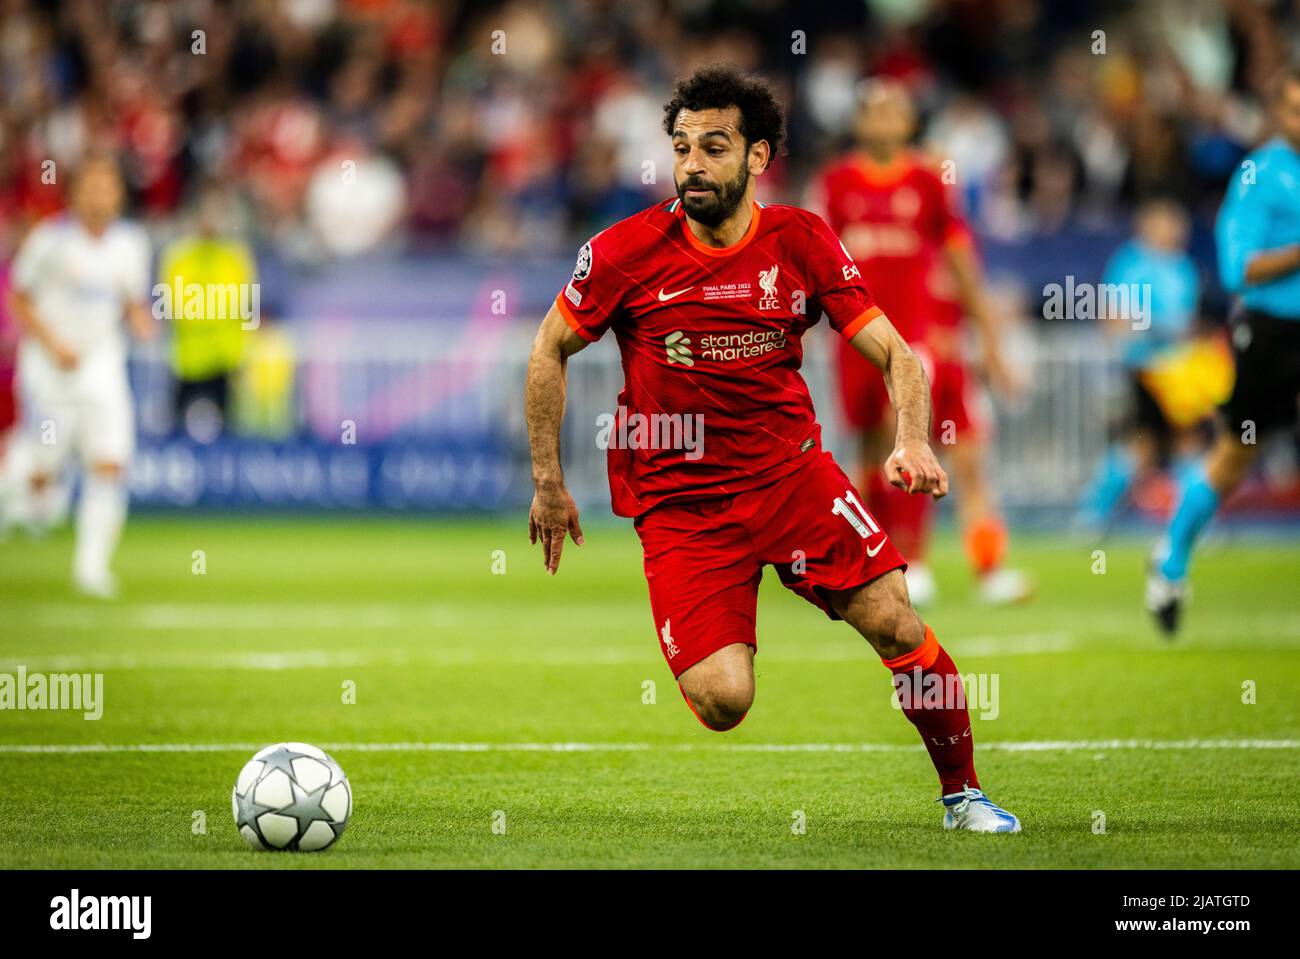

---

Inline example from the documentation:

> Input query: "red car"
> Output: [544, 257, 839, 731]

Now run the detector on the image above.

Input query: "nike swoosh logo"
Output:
[866, 537, 887, 557]
[658, 286, 693, 301]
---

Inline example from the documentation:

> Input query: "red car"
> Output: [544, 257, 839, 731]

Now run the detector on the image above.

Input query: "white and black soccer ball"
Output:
[232, 742, 352, 851]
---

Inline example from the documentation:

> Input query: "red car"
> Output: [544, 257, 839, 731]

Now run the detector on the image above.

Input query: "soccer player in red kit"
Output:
[525, 65, 1019, 832]
[811, 78, 1030, 606]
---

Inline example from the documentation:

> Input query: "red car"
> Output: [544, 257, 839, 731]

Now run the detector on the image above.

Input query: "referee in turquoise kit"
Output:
[1147, 65, 1300, 634]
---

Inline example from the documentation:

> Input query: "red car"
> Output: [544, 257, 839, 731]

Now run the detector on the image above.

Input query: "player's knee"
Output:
[865, 603, 923, 660]
[90, 461, 124, 481]
[1207, 438, 1256, 493]
[676, 643, 754, 731]
[681, 676, 753, 731]
[689, 689, 751, 731]
[29, 472, 52, 492]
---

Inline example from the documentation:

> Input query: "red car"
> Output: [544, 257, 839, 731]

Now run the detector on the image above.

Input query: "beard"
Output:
[675, 162, 750, 229]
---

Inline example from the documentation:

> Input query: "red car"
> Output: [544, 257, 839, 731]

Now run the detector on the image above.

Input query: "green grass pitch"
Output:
[0, 516, 1297, 869]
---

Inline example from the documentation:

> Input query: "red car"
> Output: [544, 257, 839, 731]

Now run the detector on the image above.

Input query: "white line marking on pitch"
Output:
[0, 651, 375, 671]
[0, 739, 1294, 755]
[7, 604, 1300, 650]
[11, 604, 467, 630]
[6, 631, 1300, 671]
[0, 634, 1084, 672]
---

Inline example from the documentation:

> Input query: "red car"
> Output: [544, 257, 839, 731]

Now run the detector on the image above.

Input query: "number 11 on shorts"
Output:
[831, 489, 880, 539]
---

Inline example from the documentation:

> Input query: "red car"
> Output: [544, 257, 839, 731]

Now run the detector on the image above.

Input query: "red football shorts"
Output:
[836, 332, 893, 432]
[634, 450, 907, 677]
[836, 338, 985, 442]
[930, 355, 987, 442]
[837, 337, 939, 433]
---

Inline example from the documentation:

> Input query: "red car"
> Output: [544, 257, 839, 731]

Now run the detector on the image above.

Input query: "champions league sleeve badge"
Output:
[572, 241, 592, 282]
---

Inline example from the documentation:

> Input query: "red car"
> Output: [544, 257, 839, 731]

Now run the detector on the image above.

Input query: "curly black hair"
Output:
[662, 64, 786, 169]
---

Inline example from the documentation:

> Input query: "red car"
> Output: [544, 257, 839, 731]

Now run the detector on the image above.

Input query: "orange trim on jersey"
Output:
[681, 201, 762, 257]
[851, 153, 914, 188]
[553, 290, 599, 342]
[840, 305, 885, 340]
[881, 625, 941, 671]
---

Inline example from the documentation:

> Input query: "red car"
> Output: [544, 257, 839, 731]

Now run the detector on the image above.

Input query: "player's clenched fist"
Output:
[528, 484, 585, 574]
[886, 442, 949, 499]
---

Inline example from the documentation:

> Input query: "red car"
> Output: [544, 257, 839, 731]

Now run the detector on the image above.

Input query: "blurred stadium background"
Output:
[3, 0, 1300, 873]
[0, 0, 1297, 523]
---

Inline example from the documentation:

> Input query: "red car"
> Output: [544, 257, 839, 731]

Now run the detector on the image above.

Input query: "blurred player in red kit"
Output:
[0, 252, 18, 534]
[525, 65, 1020, 832]
[810, 79, 1031, 607]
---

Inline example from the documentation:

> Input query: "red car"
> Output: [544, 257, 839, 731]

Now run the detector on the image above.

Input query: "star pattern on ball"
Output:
[233, 784, 273, 833]
[256, 744, 314, 780]
[233, 745, 349, 852]
[280, 780, 335, 838]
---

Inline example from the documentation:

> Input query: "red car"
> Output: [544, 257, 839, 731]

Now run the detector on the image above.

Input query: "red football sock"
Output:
[964, 516, 1008, 576]
[882, 626, 979, 794]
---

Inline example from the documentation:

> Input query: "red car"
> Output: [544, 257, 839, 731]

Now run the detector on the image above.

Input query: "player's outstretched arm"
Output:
[849, 315, 949, 499]
[525, 303, 591, 574]
[6, 288, 79, 370]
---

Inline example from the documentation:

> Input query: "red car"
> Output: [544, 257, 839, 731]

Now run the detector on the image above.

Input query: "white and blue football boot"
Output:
[940, 786, 1021, 833]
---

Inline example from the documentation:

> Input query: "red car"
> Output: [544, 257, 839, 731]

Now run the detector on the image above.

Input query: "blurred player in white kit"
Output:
[5, 154, 153, 597]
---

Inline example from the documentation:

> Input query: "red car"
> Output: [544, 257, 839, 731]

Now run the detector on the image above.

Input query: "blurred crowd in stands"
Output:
[0, 0, 1297, 264]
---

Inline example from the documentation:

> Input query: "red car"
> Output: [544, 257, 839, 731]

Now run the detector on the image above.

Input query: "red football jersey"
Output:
[554, 197, 885, 517]
[810, 151, 969, 342]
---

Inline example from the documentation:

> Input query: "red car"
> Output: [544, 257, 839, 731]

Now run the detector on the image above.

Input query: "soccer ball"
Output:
[232, 742, 352, 851]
